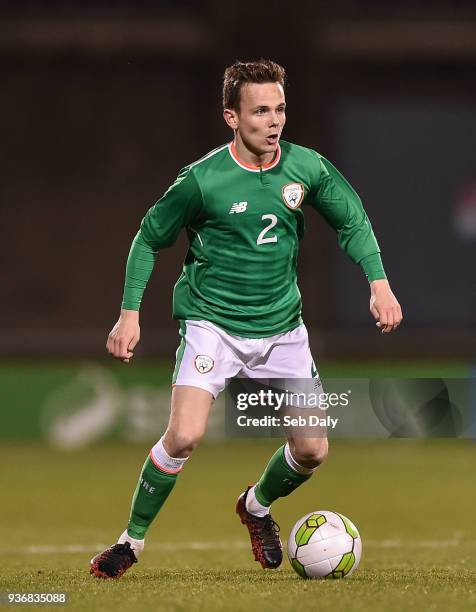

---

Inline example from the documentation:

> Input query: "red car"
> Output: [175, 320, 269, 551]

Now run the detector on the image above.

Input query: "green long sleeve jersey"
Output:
[122, 140, 385, 338]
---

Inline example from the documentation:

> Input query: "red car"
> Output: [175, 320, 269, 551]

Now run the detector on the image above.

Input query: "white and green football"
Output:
[287, 510, 362, 579]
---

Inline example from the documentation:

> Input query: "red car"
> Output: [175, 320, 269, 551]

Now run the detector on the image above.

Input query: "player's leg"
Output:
[246, 323, 327, 510]
[248, 435, 328, 513]
[121, 321, 240, 546]
[91, 320, 240, 578]
[236, 324, 327, 568]
[124, 385, 214, 542]
[90, 386, 213, 579]
[236, 435, 327, 570]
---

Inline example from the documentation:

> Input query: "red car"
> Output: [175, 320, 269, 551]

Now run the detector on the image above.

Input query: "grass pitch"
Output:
[0, 440, 475, 611]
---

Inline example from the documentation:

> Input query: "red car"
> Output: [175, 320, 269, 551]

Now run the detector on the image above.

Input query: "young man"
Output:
[91, 59, 402, 579]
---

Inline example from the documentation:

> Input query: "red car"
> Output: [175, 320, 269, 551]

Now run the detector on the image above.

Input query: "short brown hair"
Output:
[223, 59, 286, 110]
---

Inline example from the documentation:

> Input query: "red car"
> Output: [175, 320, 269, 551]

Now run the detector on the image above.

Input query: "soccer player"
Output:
[90, 59, 402, 579]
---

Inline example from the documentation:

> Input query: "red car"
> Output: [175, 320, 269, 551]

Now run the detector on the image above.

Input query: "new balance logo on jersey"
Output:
[229, 201, 248, 214]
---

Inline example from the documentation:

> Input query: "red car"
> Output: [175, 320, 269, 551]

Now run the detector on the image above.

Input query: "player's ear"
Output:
[223, 108, 239, 130]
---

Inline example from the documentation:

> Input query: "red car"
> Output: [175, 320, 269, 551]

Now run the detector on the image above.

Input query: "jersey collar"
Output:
[228, 141, 281, 173]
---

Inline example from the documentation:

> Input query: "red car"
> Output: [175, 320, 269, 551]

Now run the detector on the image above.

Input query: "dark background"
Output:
[2, 0, 475, 360]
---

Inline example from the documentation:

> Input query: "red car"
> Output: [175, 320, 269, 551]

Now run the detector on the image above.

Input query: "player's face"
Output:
[225, 82, 286, 159]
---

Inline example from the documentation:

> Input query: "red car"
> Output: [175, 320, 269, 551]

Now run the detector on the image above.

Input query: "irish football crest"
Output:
[282, 182, 304, 209]
[194, 354, 214, 374]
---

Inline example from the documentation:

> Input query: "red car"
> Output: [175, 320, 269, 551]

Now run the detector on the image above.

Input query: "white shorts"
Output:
[172, 320, 317, 399]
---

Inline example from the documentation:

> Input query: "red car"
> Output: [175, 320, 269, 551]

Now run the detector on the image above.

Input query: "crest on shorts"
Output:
[194, 354, 214, 374]
[282, 182, 304, 210]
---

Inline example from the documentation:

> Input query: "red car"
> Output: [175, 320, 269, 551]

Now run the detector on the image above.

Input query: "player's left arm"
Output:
[310, 155, 403, 333]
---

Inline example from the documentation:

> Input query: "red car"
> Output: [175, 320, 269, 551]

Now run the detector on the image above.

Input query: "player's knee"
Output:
[293, 438, 328, 468]
[163, 430, 204, 457]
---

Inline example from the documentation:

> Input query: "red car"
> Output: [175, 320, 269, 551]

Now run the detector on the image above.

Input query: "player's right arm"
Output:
[106, 166, 203, 363]
[106, 308, 140, 364]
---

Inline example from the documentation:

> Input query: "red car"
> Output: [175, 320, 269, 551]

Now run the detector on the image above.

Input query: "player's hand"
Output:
[369, 279, 403, 333]
[106, 309, 140, 363]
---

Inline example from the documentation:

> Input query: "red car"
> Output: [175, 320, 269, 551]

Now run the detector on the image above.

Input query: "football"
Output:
[287, 510, 362, 579]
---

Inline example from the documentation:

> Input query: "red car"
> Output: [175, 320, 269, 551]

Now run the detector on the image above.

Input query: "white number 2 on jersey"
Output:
[257, 214, 278, 245]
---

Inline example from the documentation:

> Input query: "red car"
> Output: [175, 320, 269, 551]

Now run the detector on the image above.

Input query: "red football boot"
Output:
[90, 541, 137, 579]
[236, 486, 283, 569]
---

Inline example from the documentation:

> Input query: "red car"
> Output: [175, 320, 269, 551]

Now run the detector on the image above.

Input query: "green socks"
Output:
[125, 442, 313, 539]
[126, 456, 179, 540]
[254, 445, 312, 507]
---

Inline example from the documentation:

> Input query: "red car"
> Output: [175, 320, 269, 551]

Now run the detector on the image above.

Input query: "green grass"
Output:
[0, 440, 475, 611]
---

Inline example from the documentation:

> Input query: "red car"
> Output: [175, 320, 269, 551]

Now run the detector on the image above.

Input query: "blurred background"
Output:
[1, 1, 475, 447]
[1, 6, 475, 608]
